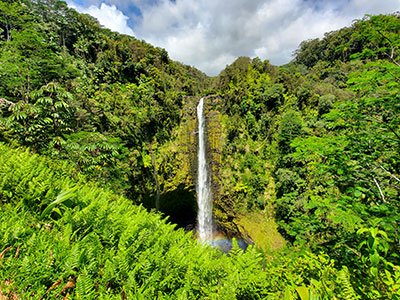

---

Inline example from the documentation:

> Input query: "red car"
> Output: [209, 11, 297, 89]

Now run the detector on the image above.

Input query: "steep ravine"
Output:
[156, 96, 285, 251]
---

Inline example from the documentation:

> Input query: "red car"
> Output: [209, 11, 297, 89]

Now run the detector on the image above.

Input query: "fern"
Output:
[336, 266, 361, 300]
[117, 248, 131, 279]
[101, 259, 118, 289]
[1, 143, 392, 299]
[76, 269, 94, 298]
[63, 244, 81, 275]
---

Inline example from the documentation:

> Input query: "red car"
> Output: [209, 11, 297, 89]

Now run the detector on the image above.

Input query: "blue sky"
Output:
[67, 0, 400, 76]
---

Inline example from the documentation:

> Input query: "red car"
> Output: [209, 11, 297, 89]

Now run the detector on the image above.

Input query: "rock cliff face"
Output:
[202, 96, 244, 237]
[157, 96, 242, 236]
[155, 96, 198, 229]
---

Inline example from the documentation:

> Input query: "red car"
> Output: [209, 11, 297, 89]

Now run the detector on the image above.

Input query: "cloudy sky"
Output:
[67, 0, 400, 76]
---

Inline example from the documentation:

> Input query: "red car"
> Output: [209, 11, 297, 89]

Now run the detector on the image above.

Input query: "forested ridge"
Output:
[0, 0, 399, 298]
[0, 0, 210, 199]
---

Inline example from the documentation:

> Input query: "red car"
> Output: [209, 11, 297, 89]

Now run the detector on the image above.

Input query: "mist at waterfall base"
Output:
[210, 233, 249, 253]
[196, 98, 248, 253]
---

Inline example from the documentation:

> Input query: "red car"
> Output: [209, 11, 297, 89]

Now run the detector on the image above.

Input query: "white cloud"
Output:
[346, 0, 400, 15]
[68, 0, 400, 76]
[68, 2, 135, 36]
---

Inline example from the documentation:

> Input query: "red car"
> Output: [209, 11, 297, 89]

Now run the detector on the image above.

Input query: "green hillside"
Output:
[1, 0, 399, 298]
[0, 0, 210, 199]
[0, 143, 355, 299]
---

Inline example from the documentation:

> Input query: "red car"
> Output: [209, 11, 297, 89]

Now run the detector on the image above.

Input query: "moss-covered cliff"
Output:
[156, 96, 285, 251]
[154, 96, 199, 229]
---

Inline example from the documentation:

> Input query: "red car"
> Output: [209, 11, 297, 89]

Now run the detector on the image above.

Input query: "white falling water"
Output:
[196, 98, 213, 242]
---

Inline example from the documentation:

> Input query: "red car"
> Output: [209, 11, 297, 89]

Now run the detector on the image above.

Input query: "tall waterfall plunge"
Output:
[196, 98, 213, 242]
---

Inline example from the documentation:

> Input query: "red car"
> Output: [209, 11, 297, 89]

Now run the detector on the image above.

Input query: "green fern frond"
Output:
[337, 266, 360, 300]
[76, 269, 94, 298]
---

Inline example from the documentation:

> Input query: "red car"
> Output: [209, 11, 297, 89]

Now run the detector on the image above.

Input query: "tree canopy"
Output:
[0, 2, 399, 298]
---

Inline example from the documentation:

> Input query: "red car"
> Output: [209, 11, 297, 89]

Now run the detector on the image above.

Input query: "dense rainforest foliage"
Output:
[0, 143, 366, 299]
[211, 12, 400, 299]
[1, 0, 399, 298]
[0, 0, 209, 200]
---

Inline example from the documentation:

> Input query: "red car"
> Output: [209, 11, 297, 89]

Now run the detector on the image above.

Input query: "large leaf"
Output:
[40, 187, 76, 219]
[296, 286, 310, 300]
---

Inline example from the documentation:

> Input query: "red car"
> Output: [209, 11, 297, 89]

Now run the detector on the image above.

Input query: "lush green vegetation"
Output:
[1, 0, 400, 298]
[0, 0, 209, 200]
[0, 143, 365, 299]
[211, 12, 400, 299]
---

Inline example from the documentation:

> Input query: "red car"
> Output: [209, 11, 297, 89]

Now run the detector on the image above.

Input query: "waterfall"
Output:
[196, 97, 213, 241]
